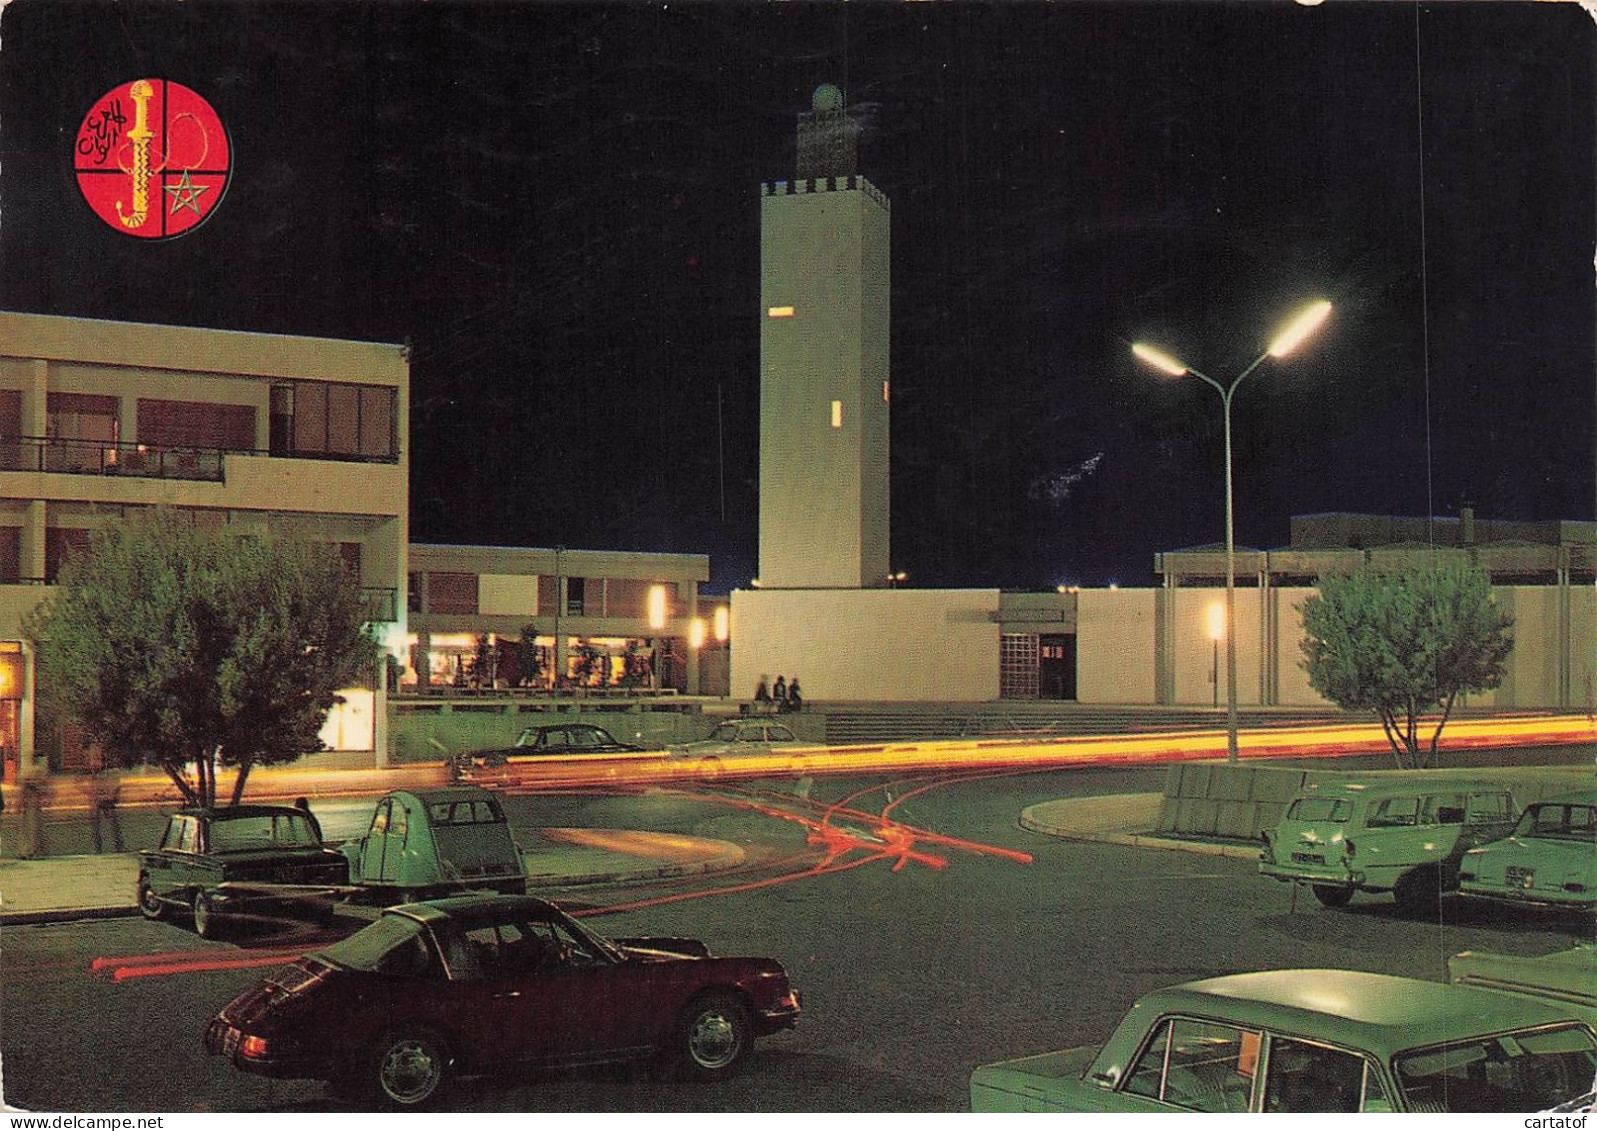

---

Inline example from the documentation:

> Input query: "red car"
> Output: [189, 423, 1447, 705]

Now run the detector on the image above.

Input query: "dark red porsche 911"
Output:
[205, 893, 801, 1106]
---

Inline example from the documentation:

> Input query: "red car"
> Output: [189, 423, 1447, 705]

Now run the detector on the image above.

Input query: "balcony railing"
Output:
[0, 437, 224, 482]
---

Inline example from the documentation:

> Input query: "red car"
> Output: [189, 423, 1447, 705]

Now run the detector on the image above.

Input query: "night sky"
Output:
[1, 1, 1591, 592]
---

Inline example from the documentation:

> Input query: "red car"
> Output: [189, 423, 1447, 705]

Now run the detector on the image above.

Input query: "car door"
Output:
[448, 917, 608, 1065]
[145, 815, 200, 901]
[358, 799, 400, 884]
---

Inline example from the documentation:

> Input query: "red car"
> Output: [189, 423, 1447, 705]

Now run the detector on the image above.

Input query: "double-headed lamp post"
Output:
[1133, 299, 1332, 763]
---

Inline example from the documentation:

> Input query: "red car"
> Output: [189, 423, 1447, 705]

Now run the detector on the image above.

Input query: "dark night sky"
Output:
[1, 1, 1592, 592]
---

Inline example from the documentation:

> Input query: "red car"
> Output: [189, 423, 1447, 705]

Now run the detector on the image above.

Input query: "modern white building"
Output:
[0, 311, 409, 780]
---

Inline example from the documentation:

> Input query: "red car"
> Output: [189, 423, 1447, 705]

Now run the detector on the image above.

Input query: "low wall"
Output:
[387, 698, 829, 763]
[1157, 762, 1596, 840]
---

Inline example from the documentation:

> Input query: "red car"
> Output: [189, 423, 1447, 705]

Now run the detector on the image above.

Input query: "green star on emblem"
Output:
[165, 170, 210, 217]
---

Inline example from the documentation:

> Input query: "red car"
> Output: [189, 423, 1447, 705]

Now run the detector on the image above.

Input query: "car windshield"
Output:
[1517, 803, 1597, 842]
[208, 812, 320, 852]
[1395, 1025, 1597, 1113]
[315, 914, 439, 978]
[1285, 798, 1351, 823]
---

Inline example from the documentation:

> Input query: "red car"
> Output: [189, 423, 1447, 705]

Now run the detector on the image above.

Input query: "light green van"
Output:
[1259, 778, 1517, 914]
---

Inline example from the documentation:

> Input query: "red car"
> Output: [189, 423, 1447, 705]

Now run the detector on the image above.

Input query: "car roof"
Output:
[1293, 778, 1511, 800]
[388, 892, 561, 925]
[1144, 970, 1586, 1048]
[388, 786, 501, 806]
[176, 804, 312, 819]
[1528, 789, 1597, 807]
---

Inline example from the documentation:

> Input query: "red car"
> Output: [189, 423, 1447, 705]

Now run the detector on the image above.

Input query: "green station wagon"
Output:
[969, 969, 1597, 1113]
[1259, 779, 1517, 913]
[1458, 790, 1597, 911]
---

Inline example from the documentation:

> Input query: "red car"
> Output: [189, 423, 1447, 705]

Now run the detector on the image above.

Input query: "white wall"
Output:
[731, 588, 1000, 702]
[1076, 588, 1158, 703]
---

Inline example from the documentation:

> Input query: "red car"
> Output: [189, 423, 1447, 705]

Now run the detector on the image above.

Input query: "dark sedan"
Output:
[138, 805, 349, 937]
[460, 722, 653, 780]
[205, 893, 801, 1106]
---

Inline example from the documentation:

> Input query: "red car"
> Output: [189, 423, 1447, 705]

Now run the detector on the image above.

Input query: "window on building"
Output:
[0, 390, 21, 437]
[0, 528, 19, 583]
[407, 572, 423, 613]
[46, 393, 118, 473]
[427, 571, 478, 615]
[271, 380, 396, 461]
[46, 528, 92, 582]
[137, 399, 256, 451]
[566, 577, 586, 616]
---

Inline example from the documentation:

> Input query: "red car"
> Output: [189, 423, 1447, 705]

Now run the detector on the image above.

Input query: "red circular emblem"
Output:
[73, 79, 231, 238]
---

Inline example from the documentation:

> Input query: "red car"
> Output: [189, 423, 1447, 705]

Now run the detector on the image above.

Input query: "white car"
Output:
[669, 719, 806, 776]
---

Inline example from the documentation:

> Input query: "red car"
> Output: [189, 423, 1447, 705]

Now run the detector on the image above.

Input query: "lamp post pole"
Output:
[1133, 300, 1332, 764]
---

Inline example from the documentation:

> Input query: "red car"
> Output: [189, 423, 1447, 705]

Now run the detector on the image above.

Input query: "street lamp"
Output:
[1133, 299, 1332, 762]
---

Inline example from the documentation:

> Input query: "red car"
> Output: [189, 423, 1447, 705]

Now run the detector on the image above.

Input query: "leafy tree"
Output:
[26, 511, 381, 807]
[1300, 561, 1513, 769]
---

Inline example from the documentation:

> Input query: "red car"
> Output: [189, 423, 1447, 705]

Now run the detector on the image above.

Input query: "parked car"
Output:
[205, 893, 801, 1106]
[668, 719, 806, 775]
[969, 969, 1597, 1113]
[464, 722, 647, 772]
[137, 804, 350, 938]
[1258, 778, 1517, 913]
[1457, 790, 1597, 911]
[1449, 942, 1597, 1023]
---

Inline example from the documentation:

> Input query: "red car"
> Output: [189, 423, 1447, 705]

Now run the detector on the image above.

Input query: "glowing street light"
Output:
[1133, 299, 1333, 762]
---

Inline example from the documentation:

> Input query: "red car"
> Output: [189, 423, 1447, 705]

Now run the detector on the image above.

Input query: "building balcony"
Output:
[0, 437, 224, 482]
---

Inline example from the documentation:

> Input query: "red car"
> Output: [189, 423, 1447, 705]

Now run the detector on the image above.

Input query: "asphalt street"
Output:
[1, 764, 1590, 1112]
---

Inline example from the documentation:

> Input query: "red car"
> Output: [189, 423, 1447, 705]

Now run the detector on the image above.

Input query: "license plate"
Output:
[1291, 852, 1325, 865]
[222, 1026, 241, 1056]
[1506, 866, 1535, 889]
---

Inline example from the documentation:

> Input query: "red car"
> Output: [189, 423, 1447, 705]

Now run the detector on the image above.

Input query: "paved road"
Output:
[2, 764, 1588, 1113]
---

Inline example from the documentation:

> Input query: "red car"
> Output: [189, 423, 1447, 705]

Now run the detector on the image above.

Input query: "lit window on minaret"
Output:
[831, 400, 843, 428]
[882, 380, 890, 403]
[768, 306, 795, 318]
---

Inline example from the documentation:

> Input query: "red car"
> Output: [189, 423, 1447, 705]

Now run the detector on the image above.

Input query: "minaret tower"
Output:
[758, 83, 890, 589]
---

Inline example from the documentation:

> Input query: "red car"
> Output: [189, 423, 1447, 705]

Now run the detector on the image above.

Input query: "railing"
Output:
[0, 437, 224, 482]
[0, 436, 403, 483]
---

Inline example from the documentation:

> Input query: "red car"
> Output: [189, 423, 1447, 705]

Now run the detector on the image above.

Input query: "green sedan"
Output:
[1458, 790, 1597, 911]
[970, 969, 1597, 1113]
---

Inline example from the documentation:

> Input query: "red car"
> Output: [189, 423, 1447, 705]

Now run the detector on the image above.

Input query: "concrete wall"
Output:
[1076, 587, 1157, 703]
[731, 587, 1000, 702]
[1156, 762, 1597, 840]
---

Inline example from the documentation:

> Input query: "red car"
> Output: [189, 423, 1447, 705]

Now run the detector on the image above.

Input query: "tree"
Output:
[26, 511, 381, 807]
[1300, 561, 1514, 769]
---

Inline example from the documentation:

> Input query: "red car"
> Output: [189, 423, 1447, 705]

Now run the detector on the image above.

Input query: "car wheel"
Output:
[674, 990, 751, 1080]
[1393, 867, 1443, 917]
[1311, 884, 1354, 909]
[369, 1028, 451, 1108]
[192, 890, 224, 939]
[137, 875, 166, 921]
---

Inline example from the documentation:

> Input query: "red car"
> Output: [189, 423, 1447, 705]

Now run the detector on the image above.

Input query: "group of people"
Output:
[753, 674, 803, 712]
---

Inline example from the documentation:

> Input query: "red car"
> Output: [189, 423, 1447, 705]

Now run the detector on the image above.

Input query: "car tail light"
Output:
[240, 1035, 270, 1059]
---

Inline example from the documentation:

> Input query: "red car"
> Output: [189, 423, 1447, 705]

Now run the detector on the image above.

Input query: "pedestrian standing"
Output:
[772, 675, 787, 707]
[754, 676, 771, 704]
[88, 761, 125, 853]
[786, 677, 803, 713]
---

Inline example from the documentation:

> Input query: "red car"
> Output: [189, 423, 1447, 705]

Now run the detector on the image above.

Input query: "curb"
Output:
[1018, 806, 1262, 860]
[1, 848, 749, 925]
[0, 904, 140, 926]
